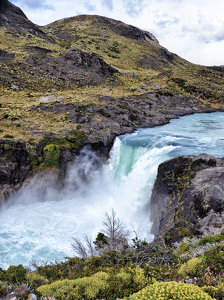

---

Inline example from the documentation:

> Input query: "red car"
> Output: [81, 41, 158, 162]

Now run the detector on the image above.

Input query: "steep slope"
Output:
[0, 0, 45, 36]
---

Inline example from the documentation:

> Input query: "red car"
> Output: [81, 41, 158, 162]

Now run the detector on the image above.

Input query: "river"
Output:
[1, 112, 224, 269]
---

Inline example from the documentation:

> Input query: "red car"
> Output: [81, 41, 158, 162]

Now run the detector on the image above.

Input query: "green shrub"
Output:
[27, 146, 38, 166]
[202, 285, 224, 300]
[0, 281, 8, 296]
[3, 134, 14, 139]
[44, 147, 60, 167]
[44, 144, 57, 152]
[0, 269, 6, 282]
[198, 234, 224, 246]
[26, 272, 48, 288]
[176, 242, 192, 254]
[6, 265, 27, 283]
[125, 281, 214, 300]
[97, 108, 111, 117]
[203, 245, 224, 275]
[116, 272, 131, 283]
[130, 113, 138, 121]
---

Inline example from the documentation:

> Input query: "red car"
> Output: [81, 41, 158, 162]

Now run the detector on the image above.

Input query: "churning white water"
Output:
[1, 112, 224, 269]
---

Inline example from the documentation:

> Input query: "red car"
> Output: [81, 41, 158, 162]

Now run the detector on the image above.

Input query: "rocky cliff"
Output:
[150, 154, 224, 245]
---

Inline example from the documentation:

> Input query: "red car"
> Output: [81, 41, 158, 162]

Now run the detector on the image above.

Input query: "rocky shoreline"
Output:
[0, 91, 221, 204]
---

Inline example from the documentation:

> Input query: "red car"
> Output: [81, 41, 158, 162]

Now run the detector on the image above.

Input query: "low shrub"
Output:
[178, 257, 204, 278]
[198, 233, 224, 246]
[202, 285, 224, 300]
[26, 272, 48, 288]
[5, 265, 27, 283]
[37, 276, 109, 300]
[0, 281, 8, 296]
[203, 245, 224, 275]
[124, 281, 215, 300]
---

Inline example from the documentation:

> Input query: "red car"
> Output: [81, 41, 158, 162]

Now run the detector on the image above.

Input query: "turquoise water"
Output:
[0, 112, 224, 269]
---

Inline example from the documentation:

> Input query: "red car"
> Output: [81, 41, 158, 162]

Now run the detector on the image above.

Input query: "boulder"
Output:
[10, 84, 19, 91]
[39, 96, 56, 103]
[150, 154, 224, 245]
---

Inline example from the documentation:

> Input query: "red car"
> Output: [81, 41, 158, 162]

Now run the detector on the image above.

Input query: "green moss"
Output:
[3, 144, 13, 150]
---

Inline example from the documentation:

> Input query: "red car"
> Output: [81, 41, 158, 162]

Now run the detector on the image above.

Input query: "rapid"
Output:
[1, 112, 224, 269]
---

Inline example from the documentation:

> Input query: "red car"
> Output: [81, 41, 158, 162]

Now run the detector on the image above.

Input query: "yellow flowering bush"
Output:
[91, 271, 109, 280]
[37, 276, 109, 300]
[178, 257, 203, 277]
[128, 267, 156, 288]
[124, 281, 215, 300]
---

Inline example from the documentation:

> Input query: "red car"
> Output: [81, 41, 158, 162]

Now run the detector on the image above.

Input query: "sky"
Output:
[10, 0, 224, 66]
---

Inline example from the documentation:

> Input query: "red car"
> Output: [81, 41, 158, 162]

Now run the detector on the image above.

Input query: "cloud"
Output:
[11, 0, 55, 10]
[84, 1, 97, 12]
[122, 0, 146, 17]
[156, 18, 179, 29]
[101, 0, 113, 11]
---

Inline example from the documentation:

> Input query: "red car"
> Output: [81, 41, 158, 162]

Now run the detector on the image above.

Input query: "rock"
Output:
[57, 96, 64, 102]
[39, 96, 56, 103]
[150, 154, 224, 245]
[68, 94, 73, 98]
[10, 84, 19, 91]
[52, 88, 57, 92]
[141, 83, 146, 87]
[154, 83, 160, 89]
[28, 294, 37, 300]
[0, 0, 45, 37]
[136, 88, 142, 92]
[103, 88, 108, 92]
[146, 86, 151, 90]
[0, 139, 32, 203]
[132, 71, 137, 79]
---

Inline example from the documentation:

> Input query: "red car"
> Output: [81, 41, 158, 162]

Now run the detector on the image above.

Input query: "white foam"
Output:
[1, 112, 224, 269]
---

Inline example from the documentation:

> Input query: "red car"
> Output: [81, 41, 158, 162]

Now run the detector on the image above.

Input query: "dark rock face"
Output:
[33, 92, 216, 156]
[59, 49, 118, 77]
[0, 140, 33, 201]
[21, 49, 119, 89]
[0, 0, 44, 36]
[150, 154, 224, 245]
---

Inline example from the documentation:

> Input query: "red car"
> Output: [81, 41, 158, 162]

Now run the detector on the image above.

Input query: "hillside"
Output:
[0, 0, 224, 201]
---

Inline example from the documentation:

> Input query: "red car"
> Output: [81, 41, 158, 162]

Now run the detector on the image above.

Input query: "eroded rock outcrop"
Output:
[150, 154, 224, 245]
[0, 140, 32, 201]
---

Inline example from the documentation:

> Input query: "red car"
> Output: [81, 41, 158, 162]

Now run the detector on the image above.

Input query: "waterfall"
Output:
[1, 112, 224, 269]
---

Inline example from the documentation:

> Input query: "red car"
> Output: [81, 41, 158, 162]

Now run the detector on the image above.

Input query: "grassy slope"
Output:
[0, 14, 224, 144]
